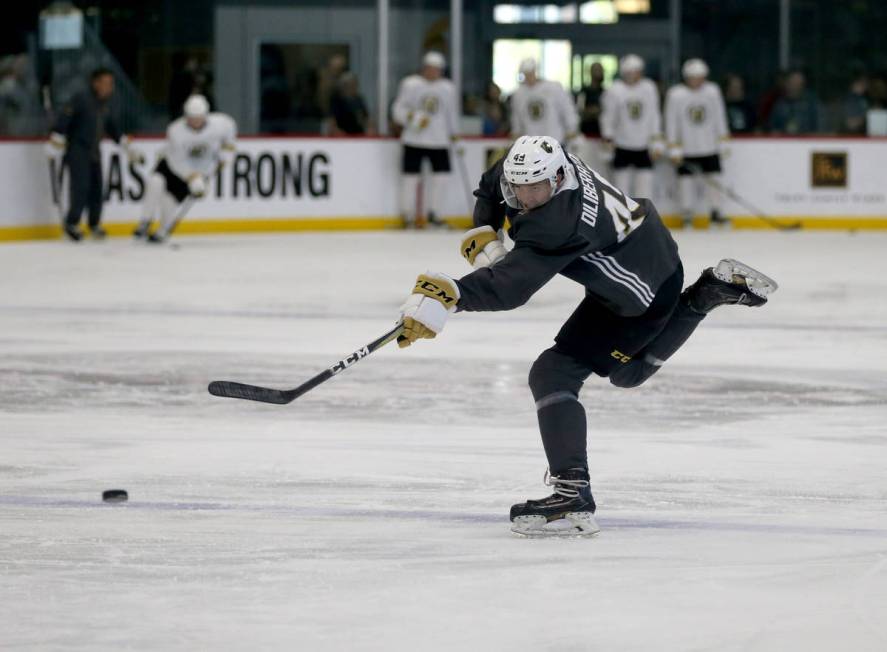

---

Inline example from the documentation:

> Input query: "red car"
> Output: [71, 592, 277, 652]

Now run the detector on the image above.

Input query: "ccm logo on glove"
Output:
[414, 276, 458, 305]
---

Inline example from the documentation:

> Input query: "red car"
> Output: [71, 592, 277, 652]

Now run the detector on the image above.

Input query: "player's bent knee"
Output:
[609, 361, 655, 389]
[529, 351, 582, 399]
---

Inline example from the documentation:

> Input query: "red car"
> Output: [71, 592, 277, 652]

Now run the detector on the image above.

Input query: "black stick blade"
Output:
[208, 381, 293, 404]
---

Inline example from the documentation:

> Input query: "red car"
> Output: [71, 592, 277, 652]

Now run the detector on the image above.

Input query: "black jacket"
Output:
[52, 90, 123, 159]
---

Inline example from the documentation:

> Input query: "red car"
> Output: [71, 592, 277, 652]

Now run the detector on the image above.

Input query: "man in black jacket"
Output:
[48, 68, 139, 241]
[396, 136, 778, 537]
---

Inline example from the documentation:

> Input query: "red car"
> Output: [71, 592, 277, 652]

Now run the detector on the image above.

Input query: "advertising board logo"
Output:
[811, 151, 847, 188]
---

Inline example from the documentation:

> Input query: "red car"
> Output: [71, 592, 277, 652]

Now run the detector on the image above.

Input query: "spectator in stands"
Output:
[576, 61, 606, 137]
[869, 75, 887, 109]
[769, 70, 819, 134]
[841, 72, 869, 134]
[0, 54, 41, 136]
[481, 81, 508, 136]
[328, 72, 372, 135]
[723, 73, 756, 134]
[317, 54, 347, 119]
[168, 55, 215, 120]
[757, 70, 786, 130]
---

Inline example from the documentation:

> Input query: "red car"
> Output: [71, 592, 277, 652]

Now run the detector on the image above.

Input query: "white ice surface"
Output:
[1, 230, 886, 651]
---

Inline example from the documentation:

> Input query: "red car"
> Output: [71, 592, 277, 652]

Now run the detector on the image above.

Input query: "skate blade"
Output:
[713, 258, 779, 299]
[510, 513, 600, 538]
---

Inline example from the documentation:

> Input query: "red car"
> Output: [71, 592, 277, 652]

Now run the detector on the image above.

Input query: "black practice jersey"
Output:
[457, 152, 681, 317]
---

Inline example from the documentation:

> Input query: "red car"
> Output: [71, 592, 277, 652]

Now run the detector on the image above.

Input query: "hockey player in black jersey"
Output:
[397, 136, 777, 537]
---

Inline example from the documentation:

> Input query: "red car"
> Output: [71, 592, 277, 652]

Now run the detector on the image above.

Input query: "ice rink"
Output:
[2, 229, 886, 651]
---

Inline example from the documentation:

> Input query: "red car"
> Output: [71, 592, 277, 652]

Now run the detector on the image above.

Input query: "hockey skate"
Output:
[709, 209, 730, 228]
[63, 225, 83, 242]
[510, 468, 600, 538]
[684, 258, 778, 314]
[132, 222, 151, 239]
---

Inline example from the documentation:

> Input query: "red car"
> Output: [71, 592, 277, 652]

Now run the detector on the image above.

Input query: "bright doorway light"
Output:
[579, 1, 618, 23]
[493, 39, 572, 95]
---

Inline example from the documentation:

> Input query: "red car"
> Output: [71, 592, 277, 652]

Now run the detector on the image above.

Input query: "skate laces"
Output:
[544, 468, 589, 499]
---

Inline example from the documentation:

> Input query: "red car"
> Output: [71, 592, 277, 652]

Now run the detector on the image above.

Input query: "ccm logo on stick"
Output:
[329, 347, 370, 374]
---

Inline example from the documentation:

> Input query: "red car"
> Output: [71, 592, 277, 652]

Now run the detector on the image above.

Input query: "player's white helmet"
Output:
[682, 58, 709, 80]
[184, 94, 210, 119]
[423, 51, 446, 69]
[519, 58, 537, 75]
[620, 54, 644, 76]
[501, 136, 567, 208]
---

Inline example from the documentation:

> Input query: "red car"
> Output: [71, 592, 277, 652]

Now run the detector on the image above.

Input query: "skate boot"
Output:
[709, 209, 730, 228]
[510, 468, 600, 538]
[147, 232, 166, 244]
[90, 226, 107, 240]
[427, 212, 448, 229]
[132, 221, 151, 239]
[684, 258, 778, 313]
[63, 225, 83, 242]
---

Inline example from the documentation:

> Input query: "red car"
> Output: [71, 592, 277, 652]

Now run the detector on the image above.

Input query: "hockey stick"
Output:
[48, 157, 66, 225]
[685, 163, 801, 231]
[208, 322, 405, 405]
[452, 144, 475, 215]
[165, 195, 196, 238]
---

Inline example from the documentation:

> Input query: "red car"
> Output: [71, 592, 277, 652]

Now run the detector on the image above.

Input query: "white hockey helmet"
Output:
[682, 58, 709, 80]
[501, 136, 567, 208]
[183, 94, 210, 119]
[619, 54, 645, 76]
[519, 58, 537, 75]
[422, 51, 446, 69]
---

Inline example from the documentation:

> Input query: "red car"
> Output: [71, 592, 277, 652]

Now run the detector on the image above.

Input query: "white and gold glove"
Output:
[45, 132, 66, 158]
[668, 144, 684, 166]
[649, 138, 666, 161]
[459, 226, 507, 270]
[119, 135, 145, 165]
[398, 272, 460, 348]
[188, 173, 207, 197]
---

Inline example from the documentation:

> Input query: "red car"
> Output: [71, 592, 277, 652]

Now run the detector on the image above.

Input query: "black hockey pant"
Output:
[64, 149, 104, 229]
[528, 293, 707, 473]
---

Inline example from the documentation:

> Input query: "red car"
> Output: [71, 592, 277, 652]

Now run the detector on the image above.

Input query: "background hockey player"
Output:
[600, 54, 664, 201]
[47, 67, 142, 242]
[395, 136, 777, 537]
[509, 59, 580, 149]
[391, 51, 460, 229]
[133, 94, 236, 244]
[665, 58, 731, 228]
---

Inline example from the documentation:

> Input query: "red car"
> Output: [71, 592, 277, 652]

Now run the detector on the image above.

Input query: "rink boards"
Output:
[0, 136, 885, 240]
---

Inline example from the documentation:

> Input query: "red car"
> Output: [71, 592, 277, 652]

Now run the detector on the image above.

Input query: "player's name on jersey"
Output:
[69, 149, 333, 204]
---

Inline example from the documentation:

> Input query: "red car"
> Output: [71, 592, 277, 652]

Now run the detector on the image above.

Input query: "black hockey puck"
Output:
[102, 489, 128, 503]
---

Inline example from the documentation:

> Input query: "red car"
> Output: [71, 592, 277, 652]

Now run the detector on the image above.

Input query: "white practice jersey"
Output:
[392, 75, 459, 148]
[664, 82, 729, 157]
[600, 78, 663, 151]
[164, 113, 237, 180]
[509, 80, 579, 143]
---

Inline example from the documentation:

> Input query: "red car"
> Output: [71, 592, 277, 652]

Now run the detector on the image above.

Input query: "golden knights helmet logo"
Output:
[688, 105, 707, 124]
[528, 100, 546, 120]
[627, 100, 643, 120]
[421, 95, 440, 115]
[188, 144, 208, 158]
